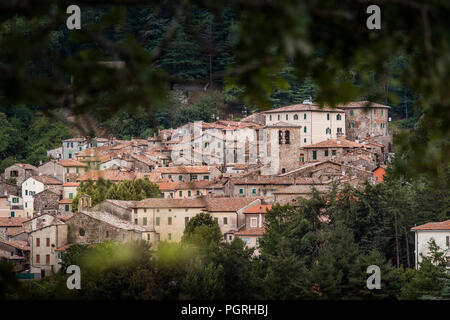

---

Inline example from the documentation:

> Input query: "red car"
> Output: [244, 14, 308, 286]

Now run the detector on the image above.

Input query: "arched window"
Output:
[281, 168, 286, 174]
[294, 114, 298, 120]
[325, 128, 331, 134]
[278, 130, 283, 144]
[337, 114, 342, 120]
[304, 113, 307, 120]
[285, 130, 290, 144]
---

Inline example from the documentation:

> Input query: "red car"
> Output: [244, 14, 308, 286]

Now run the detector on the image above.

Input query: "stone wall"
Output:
[34, 190, 60, 214]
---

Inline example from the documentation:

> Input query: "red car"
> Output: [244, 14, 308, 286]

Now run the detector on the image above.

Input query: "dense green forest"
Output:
[0, 5, 422, 168]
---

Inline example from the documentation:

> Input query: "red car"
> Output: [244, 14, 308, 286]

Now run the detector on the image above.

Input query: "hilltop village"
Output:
[3, 99, 438, 279]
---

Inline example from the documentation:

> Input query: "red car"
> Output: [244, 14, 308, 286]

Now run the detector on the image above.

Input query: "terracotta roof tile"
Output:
[244, 204, 272, 214]
[31, 175, 63, 185]
[302, 138, 363, 149]
[235, 227, 265, 236]
[411, 220, 450, 231]
[58, 159, 88, 167]
[0, 217, 27, 227]
[264, 103, 344, 113]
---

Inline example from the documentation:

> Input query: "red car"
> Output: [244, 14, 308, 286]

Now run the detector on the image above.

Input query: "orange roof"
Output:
[133, 198, 206, 209]
[156, 181, 179, 191]
[31, 175, 63, 185]
[55, 243, 74, 252]
[12, 163, 38, 170]
[63, 182, 80, 187]
[411, 220, 450, 231]
[302, 138, 363, 149]
[235, 227, 265, 236]
[244, 204, 272, 214]
[203, 197, 260, 212]
[0, 240, 30, 251]
[59, 199, 73, 204]
[77, 170, 135, 182]
[58, 159, 88, 167]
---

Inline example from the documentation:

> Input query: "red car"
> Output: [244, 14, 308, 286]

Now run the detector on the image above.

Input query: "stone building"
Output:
[33, 189, 61, 215]
[66, 210, 146, 244]
[38, 160, 64, 183]
[300, 138, 365, 163]
[4, 163, 38, 187]
[0, 240, 30, 272]
[22, 175, 63, 217]
[337, 101, 392, 151]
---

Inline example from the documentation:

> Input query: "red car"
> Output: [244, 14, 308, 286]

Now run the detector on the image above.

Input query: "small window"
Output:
[179, 175, 183, 181]
[147, 234, 150, 241]
[374, 109, 376, 115]
[285, 130, 290, 144]
[168, 217, 172, 225]
[286, 114, 289, 120]
[374, 122, 377, 128]
[188, 190, 191, 197]
[36, 254, 40, 264]
[281, 168, 286, 174]
[269, 115, 272, 121]
[304, 126, 307, 133]
[156, 217, 160, 226]
[143, 218, 147, 225]
[36, 238, 40, 247]
[337, 114, 342, 120]
[327, 113, 330, 120]
[332, 150, 337, 156]
[239, 189, 244, 194]
[250, 218, 257, 228]
[185, 217, 189, 225]
[46, 238, 50, 247]
[79, 228, 85, 236]
[223, 217, 228, 225]
[134, 218, 138, 224]
[105, 231, 109, 238]
[294, 114, 298, 120]
[304, 138, 307, 143]
[325, 150, 329, 157]
[252, 188, 256, 195]
[278, 130, 283, 144]
[277, 114, 280, 121]
[446, 236, 449, 247]
[203, 176, 209, 180]
[304, 113, 307, 120]
[69, 193, 73, 199]
[179, 190, 182, 197]
[312, 150, 317, 160]
[156, 234, 160, 242]
[350, 110, 354, 116]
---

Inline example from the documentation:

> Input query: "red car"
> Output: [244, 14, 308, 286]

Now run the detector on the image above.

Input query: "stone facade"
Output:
[33, 189, 61, 215]
[66, 211, 144, 244]
[4, 164, 38, 187]
[38, 161, 64, 183]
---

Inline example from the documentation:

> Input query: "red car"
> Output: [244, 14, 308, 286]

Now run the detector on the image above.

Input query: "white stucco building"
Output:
[411, 220, 450, 269]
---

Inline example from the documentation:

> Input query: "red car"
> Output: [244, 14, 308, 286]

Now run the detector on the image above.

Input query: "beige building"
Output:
[264, 102, 346, 147]
[29, 221, 68, 276]
[130, 197, 262, 244]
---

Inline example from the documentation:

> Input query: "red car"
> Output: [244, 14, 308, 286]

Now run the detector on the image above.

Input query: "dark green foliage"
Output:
[71, 177, 161, 212]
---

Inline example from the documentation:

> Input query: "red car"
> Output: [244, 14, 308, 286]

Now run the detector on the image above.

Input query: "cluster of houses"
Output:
[0, 100, 448, 278]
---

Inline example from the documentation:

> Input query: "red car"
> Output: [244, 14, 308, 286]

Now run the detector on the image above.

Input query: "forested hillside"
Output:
[0, 4, 422, 168]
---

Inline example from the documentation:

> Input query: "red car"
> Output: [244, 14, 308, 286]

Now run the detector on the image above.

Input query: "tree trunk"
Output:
[405, 229, 411, 268]
[394, 211, 400, 268]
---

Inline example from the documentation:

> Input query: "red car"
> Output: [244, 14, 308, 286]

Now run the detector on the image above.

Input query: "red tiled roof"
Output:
[55, 243, 74, 252]
[244, 204, 272, 214]
[133, 198, 205, 209]
[411, 220, 450, 231]
[31, 175, 63, 185]
[235, 227, 265, 236]
[156, 181, 179, 191]
[59, 199, 73, 204]
[77, 170, 135, 182]
[12, 163, 38, 170]
[63, 182, 80, 187]
[58, 159, 88, 167]
[0, 240, 30, 251]
[0, 217, 27, 227]
[203, 197, 260, 212]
